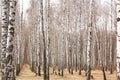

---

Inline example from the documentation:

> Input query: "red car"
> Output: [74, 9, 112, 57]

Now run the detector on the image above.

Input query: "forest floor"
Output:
[16, 64, 116, 80]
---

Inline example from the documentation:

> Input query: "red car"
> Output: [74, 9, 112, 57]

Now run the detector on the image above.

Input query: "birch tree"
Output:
[1, 0, 9, 79]
[15, 0, 21, 76]
[6, 0, 16, 79]
[86, 0, 93, 80]
[40, 0, 49, 80]
[116, 0, 120, 79]
[1, 0, 16, 79]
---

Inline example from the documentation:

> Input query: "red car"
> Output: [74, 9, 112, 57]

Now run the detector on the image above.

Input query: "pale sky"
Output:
[22, 0, 110, 12]
[22, 0, 110, 24]
[51, 0, 60, 4]
[101, 0, 111, 4]
[23, 0, 60, 11]
[23, 0, 30, 11]
[23, 0, 109, 9]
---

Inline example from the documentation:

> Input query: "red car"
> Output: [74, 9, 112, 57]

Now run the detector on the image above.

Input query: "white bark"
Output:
[86, 0, 92, 80]
[1, 0, 9, 79]
[117, 1, 120, 79]
[6, 0, 16, 79]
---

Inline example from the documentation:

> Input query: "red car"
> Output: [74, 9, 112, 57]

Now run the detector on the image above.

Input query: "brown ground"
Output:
[16, 64, 116, 80]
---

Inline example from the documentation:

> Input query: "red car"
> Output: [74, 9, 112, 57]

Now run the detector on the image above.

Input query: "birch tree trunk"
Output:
[16, 0, 21, 76]
[1, 0, 9, 79]
[36, 14, 41, 76]
[40, 0, 49, 80]
[6, 0, 16, 79]
[110, 0, 113, 74]
[86, 0, 92, 80]
[86, 24, 92, 80]
[116, 0, 120, 79]
[46, 0, 50, 78]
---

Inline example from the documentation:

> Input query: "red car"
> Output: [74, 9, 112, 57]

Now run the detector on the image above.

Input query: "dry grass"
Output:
[16, 64, 117, 80]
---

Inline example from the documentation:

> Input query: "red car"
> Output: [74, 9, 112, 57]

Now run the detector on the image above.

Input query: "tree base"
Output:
[16, 64, 20, 76]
